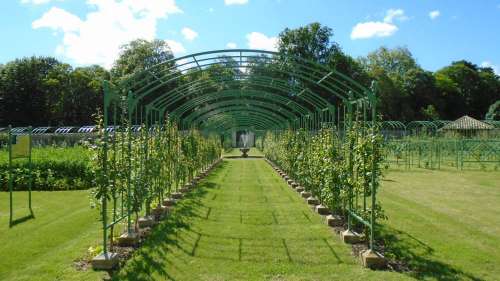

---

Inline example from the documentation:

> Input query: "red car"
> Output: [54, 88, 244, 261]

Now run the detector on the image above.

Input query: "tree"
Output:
[360, 47, 422, 120]
[0, 56, 63, 126]
[64, 65, 109, 125]
[278, 22, 341, 64]
[434, 60, 494, 119]
[111, 39, 175, 82]
[485, 100, 500, 120]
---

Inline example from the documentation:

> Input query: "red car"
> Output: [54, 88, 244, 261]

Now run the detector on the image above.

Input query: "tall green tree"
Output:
[111, 39, 175, 82]
[278, 22, 340, 64]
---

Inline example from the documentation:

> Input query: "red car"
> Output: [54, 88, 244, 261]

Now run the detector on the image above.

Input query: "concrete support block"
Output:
[117, 231, 139, 247]
[138, 216, 155, 228]
[92, 252, 119, 270]
[315, 204, 330, 215]
[341, 229, 365, 244]
[171, 192, 183, 199]
[325, 214, 343, 227]
[360, 249, 386, 269]
[307, 197, 319, 205]
[295, 186, 304, 193]
[300, 191, 311, 198]
[162, 198, 176, 207]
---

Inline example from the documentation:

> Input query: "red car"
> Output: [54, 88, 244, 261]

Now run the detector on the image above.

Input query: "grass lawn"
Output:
[0, 191, 106, 281]
[0, 152, 498, 280]
[380, 167, 500, 281]
[114, 158, 408, 280]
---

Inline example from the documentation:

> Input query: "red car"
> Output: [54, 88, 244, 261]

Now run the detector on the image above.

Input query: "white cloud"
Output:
[32, 7, 81, 32]
[165, 40, 186, 55]
[481, 61, 499, 75]
[351, 22, 398, 39]
[226, 42, 237, 49]
[351, 9, 406, 40]
[21, 0, 55, 4]
[429, 10, 440, 20]
[31, 0, 182, 68]
[246, 32, 277, 51]
[181, 27, 198, 41]
[208, 7, 215, 13]
[224, 0, 248, 5]
[384, 9, 408, 23]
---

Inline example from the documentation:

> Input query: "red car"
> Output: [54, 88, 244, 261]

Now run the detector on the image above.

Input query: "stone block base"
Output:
[117, 232, 139, 247]
[92, 252, 119, 270]
[171, 192, 183, 199]
[163, 198, 176, 207]
[291, 182, 298, 188]
[138, 216, 155, 228]
[360, 249, 386, 269]
[341, 230, 365, 244]
[315, 204, 330, 215]
[295, 186, 304, 193]
[307, 197, 319, 205]
[325, 215, 343, 227]
[300, 191, 311, 198]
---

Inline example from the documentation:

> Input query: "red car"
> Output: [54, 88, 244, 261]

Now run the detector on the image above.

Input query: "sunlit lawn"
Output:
[0, 154, 498, 280]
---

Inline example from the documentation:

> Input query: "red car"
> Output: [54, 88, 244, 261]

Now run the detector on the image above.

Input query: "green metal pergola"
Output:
[100, 49, 379, 255]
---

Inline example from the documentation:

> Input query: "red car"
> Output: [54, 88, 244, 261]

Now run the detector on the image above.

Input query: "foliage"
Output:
[263, 122, 386, 227]
[88, 116, 222, 233]
[111, 39, 175, 83]
[0, 56, 109, 126]
[0, 146, 91, 191]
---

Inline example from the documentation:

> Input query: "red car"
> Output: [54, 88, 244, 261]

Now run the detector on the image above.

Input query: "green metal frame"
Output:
[99, 49, 379, 257]
[7, 125, 34, 227]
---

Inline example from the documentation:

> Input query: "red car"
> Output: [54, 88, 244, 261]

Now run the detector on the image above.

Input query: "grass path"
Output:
[114, 158, 409, 280]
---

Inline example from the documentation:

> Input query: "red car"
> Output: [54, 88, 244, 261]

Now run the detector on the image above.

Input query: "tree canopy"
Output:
[1, 24, 499, 127]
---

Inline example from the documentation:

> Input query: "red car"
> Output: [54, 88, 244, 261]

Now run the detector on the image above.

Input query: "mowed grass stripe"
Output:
[114, 158, 409, 280]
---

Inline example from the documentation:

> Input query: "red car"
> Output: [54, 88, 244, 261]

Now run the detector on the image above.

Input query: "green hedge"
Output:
[0, 147, 93, 191]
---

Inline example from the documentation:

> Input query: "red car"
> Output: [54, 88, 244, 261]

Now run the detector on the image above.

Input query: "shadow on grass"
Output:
[381, 225, 484, 281]
[223, 156, 264, 159]
[10, 210, 35, 227]
[111, 165, 225, 281]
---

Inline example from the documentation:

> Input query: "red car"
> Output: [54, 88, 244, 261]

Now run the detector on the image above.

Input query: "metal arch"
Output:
[198, 112, 284, 131]
[146, 73, 331, 113]
[169, 89, 311, 118]
[407, 121, 438, 131]
[203, 117, 276, 132]
[203, 117, 282, 132]
[109, 50, 373, 116]
[193, 110, 288, 131]
[381, 121, 406, 130]
[171, 94, 301, 120]
[177, 99, 298, 124]
[104, 49, 377, 133]
[122, 50, 368, 102]
[432, 120, 452, 129]
[188, 106, 289, 128]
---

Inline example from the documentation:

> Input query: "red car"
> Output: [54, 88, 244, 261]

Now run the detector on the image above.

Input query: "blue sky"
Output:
[1, 0, 499, 73]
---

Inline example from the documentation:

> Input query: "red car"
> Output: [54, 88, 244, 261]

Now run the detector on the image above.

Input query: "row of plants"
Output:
[89, 116, 222, 250]
[261, 122, 385, 232]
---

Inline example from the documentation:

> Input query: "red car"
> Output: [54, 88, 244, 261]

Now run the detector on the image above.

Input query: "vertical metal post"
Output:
[28, 126, 32, 212]
[369, 82, 378, 251]
[8, 125, 13, 226]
